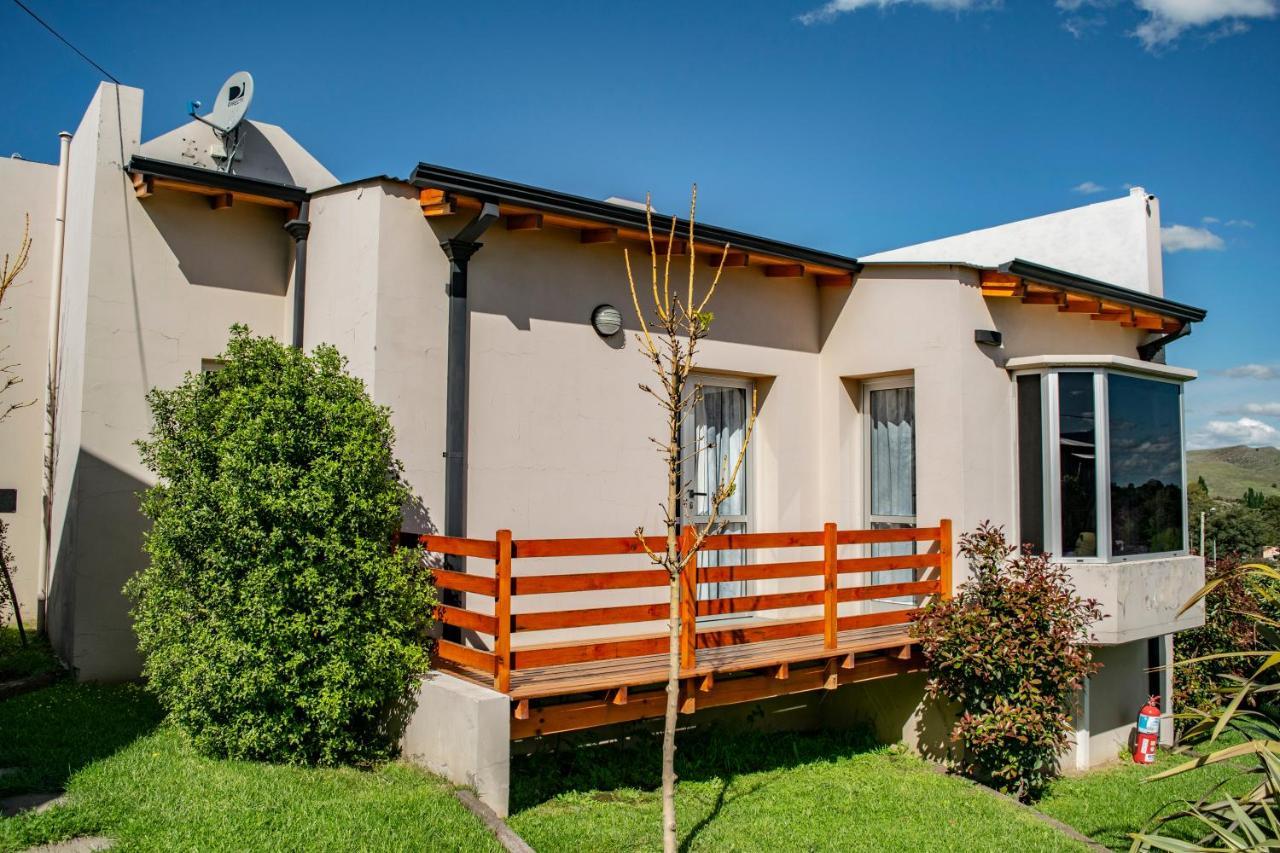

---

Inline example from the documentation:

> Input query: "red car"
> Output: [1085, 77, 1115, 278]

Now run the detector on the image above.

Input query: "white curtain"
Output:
[870, 387, 915, 519]
[869, 388, 916, 595]
[694, 386, 746, 517]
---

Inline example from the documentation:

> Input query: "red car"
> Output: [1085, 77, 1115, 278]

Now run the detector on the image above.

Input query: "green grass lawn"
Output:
[1038, 737, 1257, 851]
[0, 626, 61, 681]
[0, 682, 501, 852]
[507, 727, 1086, 852]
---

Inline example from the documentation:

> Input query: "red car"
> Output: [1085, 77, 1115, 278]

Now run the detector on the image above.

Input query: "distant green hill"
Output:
[1189, 445, 1280, 500]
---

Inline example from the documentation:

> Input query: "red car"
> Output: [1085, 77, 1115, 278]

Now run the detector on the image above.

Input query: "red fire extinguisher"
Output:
[1133, 695, 1161, 765]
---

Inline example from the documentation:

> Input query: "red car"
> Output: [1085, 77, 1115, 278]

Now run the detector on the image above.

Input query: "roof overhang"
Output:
[409, 162, 862, 284]
[127, 155, 308, 211]
[995, 259, 1206, 327]
[1004, 354, 1197, 381]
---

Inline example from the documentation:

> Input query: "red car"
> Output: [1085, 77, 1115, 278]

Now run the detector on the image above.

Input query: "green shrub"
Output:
[913, 523, 1103, 801]
[1173, 553, 1280, 737]
[127, 326, 434, 765]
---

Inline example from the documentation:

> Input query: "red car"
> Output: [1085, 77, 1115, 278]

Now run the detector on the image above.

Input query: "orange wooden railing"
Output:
[423, 519, 952, 694]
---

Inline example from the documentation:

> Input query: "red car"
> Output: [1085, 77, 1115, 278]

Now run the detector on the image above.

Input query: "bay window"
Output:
[1016, 368, 1187, 561]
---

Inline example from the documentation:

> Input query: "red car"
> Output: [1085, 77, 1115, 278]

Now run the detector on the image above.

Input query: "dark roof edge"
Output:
[128, 155, 310, 203]
[409, 162, 862, 272]
[1000, 258, 1207, 323]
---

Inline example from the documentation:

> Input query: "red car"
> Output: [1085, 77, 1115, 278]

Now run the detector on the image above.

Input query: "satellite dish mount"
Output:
[187, 71, 254, 173]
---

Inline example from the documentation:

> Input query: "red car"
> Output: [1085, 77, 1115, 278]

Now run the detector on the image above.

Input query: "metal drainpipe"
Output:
[440, 202, 500, 637]
[285, 201, 311, 348]
[37, 130, 72, 630]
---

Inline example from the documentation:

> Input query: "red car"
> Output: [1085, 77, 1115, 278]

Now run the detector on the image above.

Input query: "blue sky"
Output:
[1, 0, 1276, 449]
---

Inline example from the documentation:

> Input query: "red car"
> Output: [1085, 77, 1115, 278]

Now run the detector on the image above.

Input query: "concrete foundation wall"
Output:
[402, 671, 511, 816]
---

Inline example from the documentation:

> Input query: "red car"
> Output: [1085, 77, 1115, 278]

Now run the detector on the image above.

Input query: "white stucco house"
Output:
[0, 82, 1206, 814]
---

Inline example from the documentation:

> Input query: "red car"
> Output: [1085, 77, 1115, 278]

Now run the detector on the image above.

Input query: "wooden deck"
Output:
[423, 522, 950, 739]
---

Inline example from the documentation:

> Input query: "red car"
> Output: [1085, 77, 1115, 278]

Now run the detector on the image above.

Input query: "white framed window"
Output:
[1015, 368, 1187, 562]
[681, 374, 753, 607]
[862, 376, 917, 601]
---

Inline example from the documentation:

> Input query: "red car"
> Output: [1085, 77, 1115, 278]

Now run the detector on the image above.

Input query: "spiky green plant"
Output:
[1132, 563, 1280, 851]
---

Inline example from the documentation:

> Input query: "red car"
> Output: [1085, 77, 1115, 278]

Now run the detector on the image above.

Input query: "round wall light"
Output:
[591, 304, 623, 337]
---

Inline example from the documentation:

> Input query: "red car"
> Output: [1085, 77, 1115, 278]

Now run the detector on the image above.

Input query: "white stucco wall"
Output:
[0, 157, 57, 627]
[862, 188, 1164, 297]
[47, 83, 293, 679]
[304, 179, 451, 531]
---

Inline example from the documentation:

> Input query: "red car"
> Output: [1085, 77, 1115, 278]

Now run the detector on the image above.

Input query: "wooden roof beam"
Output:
[708, 251, 749, 268]
[506, 213, 543, 231]
[1059, 297, 1103, 314]
[765, 263, 805, 279]
[980, 270, 1023, 297]
[420, 188, 454, 217]
[816, 273, 854, 287]
[580, 227, 618, 245]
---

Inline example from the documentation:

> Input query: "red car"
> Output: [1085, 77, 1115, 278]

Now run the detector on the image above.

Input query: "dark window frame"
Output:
[1014, 368, 1188, 562]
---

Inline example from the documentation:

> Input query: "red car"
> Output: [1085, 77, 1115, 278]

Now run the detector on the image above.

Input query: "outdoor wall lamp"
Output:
[592, 304, 623, 337]
[975, 329, 1003, 347]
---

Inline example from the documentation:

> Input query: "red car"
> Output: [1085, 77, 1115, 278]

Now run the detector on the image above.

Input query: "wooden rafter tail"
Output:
[710, 251, 749, 268]
[506, 213, 543, 231]
[979, 270, 1023, 297]
[419, 187, 454, 217]
[130, 171, 154, 198]
[764, 263, 805, 279]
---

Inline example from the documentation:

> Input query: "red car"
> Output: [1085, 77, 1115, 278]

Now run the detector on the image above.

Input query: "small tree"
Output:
[0, 217, 33, 643]
[625, 188, 755, 853]
[128, 326, 433, 765]
[913, 523, 1103, 800]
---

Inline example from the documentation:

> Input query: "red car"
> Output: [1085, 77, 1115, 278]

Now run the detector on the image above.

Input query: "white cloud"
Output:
[1161, 223, 1225, 252]
[1226, 219, 1256, 228]
[1192, 417, 1280, 448]
[797, 0, 993, 25]
[1202, 215, 1220, 224]
[1238, 403, 1280, 416]
[1050, 0, 1276, 48]
[1133, 0, 1278, 49]
[1072, 181, 1107, 194]
[1222, 364, 1280, 380]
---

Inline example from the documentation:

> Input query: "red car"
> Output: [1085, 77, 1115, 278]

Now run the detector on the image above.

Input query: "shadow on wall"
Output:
[47, 449, 148, 682]
[819, 671, 955, 765]
[140, 191, 291, 296]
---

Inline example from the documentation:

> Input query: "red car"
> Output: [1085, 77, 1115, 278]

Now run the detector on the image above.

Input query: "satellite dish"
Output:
[203, 71, 254, 133]
[188, 72, 254, 172]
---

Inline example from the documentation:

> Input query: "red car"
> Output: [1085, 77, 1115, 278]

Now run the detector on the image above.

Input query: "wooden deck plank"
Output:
[505, 621, 916, 699]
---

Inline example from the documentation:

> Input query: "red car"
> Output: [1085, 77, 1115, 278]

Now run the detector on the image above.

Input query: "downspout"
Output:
[1137, 323, 1191, 363]
[37, 130, 72, 630]
[438, 202, 500, 640]
[285, 201, 311, 348]
[442, 202, 500, 544]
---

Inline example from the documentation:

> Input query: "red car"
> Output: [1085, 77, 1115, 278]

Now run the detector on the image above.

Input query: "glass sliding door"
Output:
[682, 376, 752, 608]
[864, 379, 916, 603]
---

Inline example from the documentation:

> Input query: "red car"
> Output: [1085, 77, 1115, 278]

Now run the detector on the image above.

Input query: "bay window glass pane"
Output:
[1059, 373, 1097, 557]
[1108, 375, 1184, 556]
[1016, 375, 1045, 554]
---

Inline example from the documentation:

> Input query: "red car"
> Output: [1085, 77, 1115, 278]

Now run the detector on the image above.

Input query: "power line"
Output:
[10, 0, 119, 84]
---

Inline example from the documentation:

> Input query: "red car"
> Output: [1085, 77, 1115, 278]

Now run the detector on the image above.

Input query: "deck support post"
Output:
[822, 522, 838, 649]
[679, 679, 697, 714]
[938, 519, 954, 600]
[494, 529, 513, 693]
[679, 526, 697, 673]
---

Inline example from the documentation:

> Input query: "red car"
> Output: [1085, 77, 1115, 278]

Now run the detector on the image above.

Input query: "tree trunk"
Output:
[662, 573, 679, 853]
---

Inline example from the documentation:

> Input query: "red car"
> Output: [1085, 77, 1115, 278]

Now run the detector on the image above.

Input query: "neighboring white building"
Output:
[1, 83, 1206, 808]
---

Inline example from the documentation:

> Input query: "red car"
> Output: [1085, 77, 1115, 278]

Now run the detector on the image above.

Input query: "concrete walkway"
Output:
[22, 838, 112, 853]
